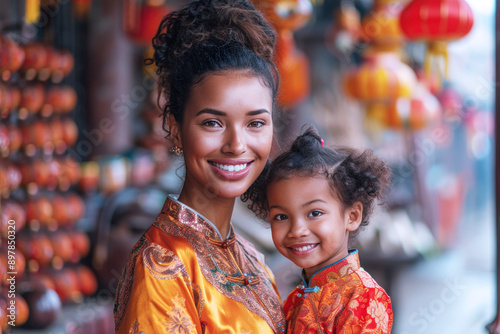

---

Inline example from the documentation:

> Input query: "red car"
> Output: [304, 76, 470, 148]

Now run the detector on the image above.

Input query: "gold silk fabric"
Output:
[283, 250, 393, 334]
[114, 196, 285, 334]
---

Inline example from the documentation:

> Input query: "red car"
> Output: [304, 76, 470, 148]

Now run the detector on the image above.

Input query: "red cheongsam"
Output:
[283, 250, 393, 334]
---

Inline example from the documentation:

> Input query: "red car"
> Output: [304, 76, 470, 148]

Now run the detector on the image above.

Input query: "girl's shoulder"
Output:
[353, 267, 391, 301]
[355, 268, 381, 289]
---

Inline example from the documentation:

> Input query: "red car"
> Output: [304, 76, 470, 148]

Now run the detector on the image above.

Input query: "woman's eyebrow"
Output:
[247, 109, 270, 116]
[196, 108, 226, 116]
[195, 108, 270, 116]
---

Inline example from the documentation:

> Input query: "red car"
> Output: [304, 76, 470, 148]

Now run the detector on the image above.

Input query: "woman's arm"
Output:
[114, 241, 203, 333]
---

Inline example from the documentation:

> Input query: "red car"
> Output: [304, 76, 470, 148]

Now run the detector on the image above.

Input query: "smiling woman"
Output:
[113, 0, 285, 333]
[169, 72, 274, 218]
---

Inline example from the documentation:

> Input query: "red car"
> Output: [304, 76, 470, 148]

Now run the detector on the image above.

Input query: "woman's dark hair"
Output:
[149, 0, 279, 136]
[242, 126, 392, 237]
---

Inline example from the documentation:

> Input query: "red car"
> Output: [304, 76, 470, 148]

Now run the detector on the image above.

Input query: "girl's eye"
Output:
[249, 120, 266, 128]
[272, 214, 288, 221]
[202, 120, 222, 128]
[308, 210, 323, 218]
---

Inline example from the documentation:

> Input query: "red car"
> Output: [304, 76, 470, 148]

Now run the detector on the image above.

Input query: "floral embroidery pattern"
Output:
[283, 251, 393, 334]
[163, 294, 196, 334]
[114, 236, 151, 331]
[143, 243, 190, 281]
[129, 320, 146, 334]
[192, 284, 205, 318]
[154, 198, 285, 333]
[129, 320, 138, 334]
[367, 298, 390, 332]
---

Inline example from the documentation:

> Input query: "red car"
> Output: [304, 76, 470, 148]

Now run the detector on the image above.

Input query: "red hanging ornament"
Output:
[125, 0, 172, 46]
[399, 0, 474, 79]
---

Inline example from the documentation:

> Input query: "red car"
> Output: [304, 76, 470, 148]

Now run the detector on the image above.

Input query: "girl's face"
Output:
[170, 71, 273, 200]
[267, 176, 362, 278]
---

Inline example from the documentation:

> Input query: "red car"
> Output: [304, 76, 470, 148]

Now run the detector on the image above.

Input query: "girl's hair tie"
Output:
[320, 138, 324, 147]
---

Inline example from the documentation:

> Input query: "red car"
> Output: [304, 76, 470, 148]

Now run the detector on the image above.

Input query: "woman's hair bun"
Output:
[289, 126, 323, 157]
[152, 0, 276, 72]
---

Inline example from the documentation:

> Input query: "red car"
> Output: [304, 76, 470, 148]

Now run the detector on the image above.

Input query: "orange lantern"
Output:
[384, 84, 441, 130]
[343, 52, 417, 107]
[253, 0, 312, 107]
[361, 0, 405, 52]
[399, 0, 474, 78]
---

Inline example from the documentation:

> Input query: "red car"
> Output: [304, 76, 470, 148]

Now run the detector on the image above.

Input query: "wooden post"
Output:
[87, 0, 134, 157]
[487, 2, 500, 332]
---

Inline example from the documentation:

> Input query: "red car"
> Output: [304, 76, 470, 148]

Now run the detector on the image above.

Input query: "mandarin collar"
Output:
[160, 195, 234, 241]
[301, 249, 360, 288]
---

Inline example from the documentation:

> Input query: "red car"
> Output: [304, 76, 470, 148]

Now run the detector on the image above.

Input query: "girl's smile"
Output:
[267, 176, 362, 279]
[287, 243, 319, 256]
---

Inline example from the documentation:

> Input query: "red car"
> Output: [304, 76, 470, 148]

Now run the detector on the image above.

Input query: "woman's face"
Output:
[171, 71, 273, 200]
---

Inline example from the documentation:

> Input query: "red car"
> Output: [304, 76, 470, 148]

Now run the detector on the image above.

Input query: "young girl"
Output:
[244, 127, 393, 333]
[114, 0, 285, 333]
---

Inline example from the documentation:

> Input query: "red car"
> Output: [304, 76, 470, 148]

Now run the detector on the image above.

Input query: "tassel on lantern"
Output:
[25, 0, 41, 24]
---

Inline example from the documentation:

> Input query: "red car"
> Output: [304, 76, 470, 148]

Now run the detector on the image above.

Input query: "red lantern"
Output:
[21, 43, 48, 80]
[125, 0, 172, 45]
[0, 35, 25, 80]
[399, 0, 474, 78]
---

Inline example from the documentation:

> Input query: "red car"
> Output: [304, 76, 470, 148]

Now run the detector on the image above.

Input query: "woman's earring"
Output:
[169, 146, 183, 155]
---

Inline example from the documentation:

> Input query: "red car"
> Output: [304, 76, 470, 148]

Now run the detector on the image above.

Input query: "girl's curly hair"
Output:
[242, 126, 392, 238]
[148, 0, 279, 137]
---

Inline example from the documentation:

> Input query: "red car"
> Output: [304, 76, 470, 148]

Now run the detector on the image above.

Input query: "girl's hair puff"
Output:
[243, 126, 392, 238]
[149, 0, 279, 137]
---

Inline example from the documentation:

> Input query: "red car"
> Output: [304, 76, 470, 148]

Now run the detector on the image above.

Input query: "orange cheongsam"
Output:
[283, 250, 393, 334]
[114, 196, 285, 333]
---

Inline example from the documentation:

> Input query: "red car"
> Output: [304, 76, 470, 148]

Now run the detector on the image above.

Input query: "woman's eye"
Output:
[249, 120, 265, 128]
[272, 214, 288, 221]
[202, 120, 221, 128]
[308, 210, 323, 218]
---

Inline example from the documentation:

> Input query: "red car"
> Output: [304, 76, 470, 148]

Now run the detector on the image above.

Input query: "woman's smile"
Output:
[208, 159, 254, 180]
[170, 71, 273, 200]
